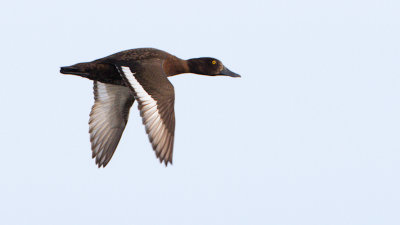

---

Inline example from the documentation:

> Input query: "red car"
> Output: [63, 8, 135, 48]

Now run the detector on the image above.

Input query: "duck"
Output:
[60, 48, 240, 167]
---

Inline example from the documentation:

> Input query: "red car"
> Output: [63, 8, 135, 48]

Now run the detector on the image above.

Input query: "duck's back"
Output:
[95, 48, 173, 64]
[63, 48, 175, 85]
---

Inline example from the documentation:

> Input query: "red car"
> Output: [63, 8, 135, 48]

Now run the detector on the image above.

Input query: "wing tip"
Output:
[95, 159, 109, 168]
[156, 153, 173, 167]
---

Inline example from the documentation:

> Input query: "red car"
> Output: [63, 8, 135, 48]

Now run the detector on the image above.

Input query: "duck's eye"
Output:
[212, 60, 217, 65]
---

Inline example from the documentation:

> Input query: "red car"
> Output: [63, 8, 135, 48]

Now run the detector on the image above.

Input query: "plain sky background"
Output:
[1, 0, 399, 224]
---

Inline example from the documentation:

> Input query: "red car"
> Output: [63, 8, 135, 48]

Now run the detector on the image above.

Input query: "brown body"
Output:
[69, 48, 190, 86]
[60, 48, 240, 167]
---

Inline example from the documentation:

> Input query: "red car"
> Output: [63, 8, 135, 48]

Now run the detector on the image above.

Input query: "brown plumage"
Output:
[60, 48, 240, 167]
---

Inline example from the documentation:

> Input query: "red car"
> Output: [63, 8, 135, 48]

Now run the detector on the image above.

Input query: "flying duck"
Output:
[60, 48, 240, 167]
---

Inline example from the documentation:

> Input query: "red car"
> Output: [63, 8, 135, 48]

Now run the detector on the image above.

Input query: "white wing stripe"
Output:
[142, 102, 157, 112]
[121, 66, 170, 154]
[144, 112, 159, 126]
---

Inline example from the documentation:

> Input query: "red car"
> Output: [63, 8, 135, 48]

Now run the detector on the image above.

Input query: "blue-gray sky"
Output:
[1, 0, 399, 224]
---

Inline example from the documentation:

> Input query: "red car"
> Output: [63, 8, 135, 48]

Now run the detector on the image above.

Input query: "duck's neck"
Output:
[163, 56, 190, 76]
[186, 58, 205, 75]
[163, 56, 210, 76]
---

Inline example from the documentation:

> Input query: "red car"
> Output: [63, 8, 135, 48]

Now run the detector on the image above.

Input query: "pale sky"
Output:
[1, 0, 400, 224]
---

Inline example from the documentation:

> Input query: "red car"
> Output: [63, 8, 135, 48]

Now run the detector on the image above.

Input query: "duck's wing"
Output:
[115, 60, 175, 165]
[89, 81, 134, 167]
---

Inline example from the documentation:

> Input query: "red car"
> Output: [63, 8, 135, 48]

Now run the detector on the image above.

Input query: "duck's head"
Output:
[187, 57, 241, 78]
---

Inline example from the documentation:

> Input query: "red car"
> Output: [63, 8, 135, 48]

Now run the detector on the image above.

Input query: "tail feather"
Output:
[60, 62, 124, 86]
[60, 63, 91, 77]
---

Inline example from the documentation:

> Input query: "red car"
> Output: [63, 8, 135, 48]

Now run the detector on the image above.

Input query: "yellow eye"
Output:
[212, 60, 216, 65]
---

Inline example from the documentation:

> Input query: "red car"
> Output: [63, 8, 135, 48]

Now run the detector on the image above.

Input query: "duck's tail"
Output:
[60, 63, 92, 78]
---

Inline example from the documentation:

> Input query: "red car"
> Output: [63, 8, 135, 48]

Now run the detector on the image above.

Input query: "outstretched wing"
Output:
[115, 60, 175, 165]
[89, 81, 134, 167]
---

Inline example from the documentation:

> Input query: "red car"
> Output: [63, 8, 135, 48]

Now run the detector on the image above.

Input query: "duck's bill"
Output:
[219, 67, 241, 78]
